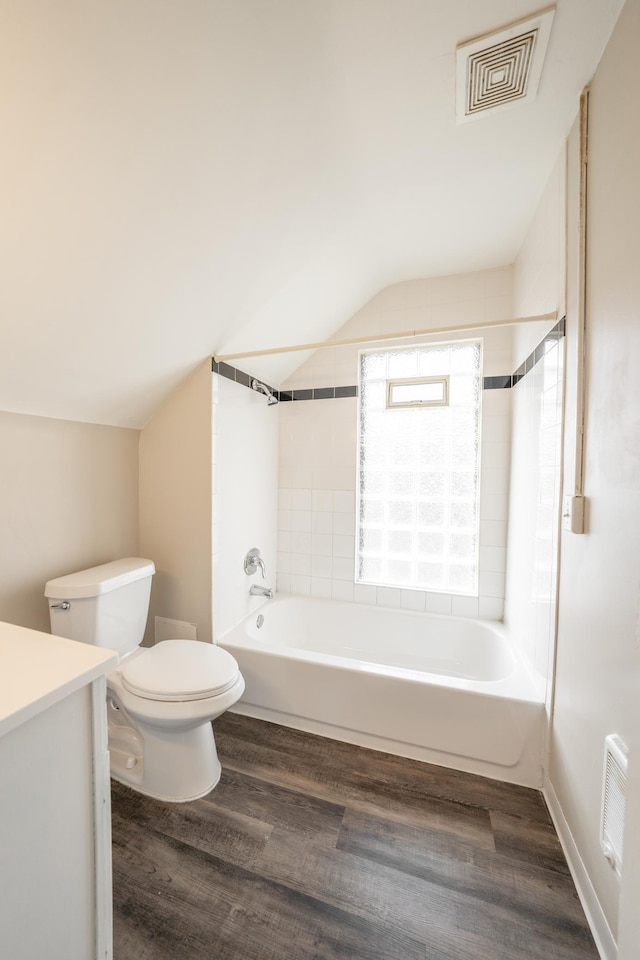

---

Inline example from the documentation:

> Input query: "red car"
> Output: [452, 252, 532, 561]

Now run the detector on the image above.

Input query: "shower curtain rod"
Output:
[213, 311, 558, 364]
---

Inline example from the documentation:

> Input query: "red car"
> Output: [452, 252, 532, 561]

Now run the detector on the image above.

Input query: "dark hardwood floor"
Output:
[112, 713, 598, 960]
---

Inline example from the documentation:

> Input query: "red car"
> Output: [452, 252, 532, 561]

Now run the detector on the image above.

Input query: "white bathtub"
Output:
[219, 595, 545, 787]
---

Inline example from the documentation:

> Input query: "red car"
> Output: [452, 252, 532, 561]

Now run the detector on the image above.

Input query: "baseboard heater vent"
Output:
[601, 734, 628, 878]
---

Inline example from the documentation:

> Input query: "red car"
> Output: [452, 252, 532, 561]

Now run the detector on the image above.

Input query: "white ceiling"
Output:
[0, 1, 624, 427]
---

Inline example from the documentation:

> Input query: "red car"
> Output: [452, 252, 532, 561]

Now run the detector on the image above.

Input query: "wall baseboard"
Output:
[543, 779, 617, 960]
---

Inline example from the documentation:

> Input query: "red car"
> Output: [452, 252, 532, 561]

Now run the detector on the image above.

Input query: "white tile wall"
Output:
[278, 420, 511, 618]
[401, 590, 426, 612]
[276, 267, 520, 620]
[500, 147, 566, 694]
[212, 376, 279, 638]
[331, 580, 354, 602]
[452, 595, 480, 618]
[504, 334, 564, 694]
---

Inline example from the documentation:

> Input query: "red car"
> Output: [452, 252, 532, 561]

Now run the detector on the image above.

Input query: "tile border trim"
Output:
[211, 317, 565, 400]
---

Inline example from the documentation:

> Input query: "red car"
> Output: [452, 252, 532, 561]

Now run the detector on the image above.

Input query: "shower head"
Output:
[251, 379, 279, 405]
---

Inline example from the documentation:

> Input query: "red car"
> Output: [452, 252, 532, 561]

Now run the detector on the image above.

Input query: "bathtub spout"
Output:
[250, 584, 273, 599]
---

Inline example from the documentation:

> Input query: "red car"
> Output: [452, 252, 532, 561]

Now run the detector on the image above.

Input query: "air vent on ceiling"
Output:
[456, 7, 555, 123]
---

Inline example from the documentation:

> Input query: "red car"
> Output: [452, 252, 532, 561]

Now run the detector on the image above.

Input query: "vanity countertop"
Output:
[0, 620, 117, 737]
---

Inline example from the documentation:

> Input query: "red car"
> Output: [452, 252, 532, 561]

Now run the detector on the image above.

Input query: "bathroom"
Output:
[137, 102, 637, 954]
[210, 271, 562, 787]
[0, 2, 638, 959]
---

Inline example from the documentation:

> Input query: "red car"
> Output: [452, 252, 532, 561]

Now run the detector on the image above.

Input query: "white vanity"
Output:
[0, 620, 117, 960]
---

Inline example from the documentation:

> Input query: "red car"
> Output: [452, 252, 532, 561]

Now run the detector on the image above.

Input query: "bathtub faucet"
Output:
[250, 584, 273, 599]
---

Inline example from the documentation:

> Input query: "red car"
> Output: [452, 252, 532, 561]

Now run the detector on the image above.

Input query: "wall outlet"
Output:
[562, 495, 586, 534]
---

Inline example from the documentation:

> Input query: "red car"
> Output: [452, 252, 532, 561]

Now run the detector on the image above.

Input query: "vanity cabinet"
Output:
[0, 621, 117, 960]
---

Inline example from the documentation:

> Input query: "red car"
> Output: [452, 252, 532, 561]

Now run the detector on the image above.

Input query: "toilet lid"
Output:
[121, 640, 240, 702]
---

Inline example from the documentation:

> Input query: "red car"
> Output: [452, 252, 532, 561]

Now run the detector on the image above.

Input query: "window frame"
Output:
[356, 339, 483, 597]
[386, 375, 450, 409]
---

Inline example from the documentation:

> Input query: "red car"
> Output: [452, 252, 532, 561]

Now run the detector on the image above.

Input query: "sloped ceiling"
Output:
[0, 1, 624, 427]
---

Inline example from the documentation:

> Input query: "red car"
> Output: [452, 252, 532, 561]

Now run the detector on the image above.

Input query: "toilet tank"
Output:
[45, 558, 155, 658]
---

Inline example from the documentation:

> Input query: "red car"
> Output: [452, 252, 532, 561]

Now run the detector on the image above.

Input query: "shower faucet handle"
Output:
[244, 548, 266, 578]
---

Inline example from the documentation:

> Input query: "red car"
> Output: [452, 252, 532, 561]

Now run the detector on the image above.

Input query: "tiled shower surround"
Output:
[214, 314, 564, 622]
[212, 246, 565, 627]
[275, 327, 563, 620]
[505, 323, 565, 695]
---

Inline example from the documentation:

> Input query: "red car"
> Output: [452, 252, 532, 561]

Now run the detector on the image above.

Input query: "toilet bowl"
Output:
[106, 640, 245, 801]
[45, 557, 245, 802]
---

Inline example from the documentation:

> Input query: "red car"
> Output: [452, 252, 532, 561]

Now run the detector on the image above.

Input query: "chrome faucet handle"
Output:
[244, 547, 266, 578]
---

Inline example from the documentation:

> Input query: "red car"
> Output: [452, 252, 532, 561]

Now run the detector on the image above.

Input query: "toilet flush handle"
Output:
[50, 601, 71, 611]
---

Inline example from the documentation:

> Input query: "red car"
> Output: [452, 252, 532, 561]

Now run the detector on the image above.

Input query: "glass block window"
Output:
[357, 341, 482, 595]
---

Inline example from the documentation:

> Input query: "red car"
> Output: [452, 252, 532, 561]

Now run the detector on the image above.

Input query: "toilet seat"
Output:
[121, 639, 240, 702]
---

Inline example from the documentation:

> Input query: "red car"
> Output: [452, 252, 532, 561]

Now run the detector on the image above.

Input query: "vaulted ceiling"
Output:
[0, 1, 624, 427]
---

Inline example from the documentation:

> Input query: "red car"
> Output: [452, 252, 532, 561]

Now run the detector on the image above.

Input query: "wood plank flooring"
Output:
[112, 713, 598, 960]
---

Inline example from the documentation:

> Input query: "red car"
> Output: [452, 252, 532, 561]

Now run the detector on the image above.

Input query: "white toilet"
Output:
[45, 557, 244, 802]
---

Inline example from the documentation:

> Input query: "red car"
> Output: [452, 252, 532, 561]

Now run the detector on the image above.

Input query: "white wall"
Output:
[505, 149, 566, 699]
[277, 267, 515, 619]
[212, 374, 279, 638]
[139, 359, 279, 645]
[277, 397, 360, 603]
[0, 411, 139, 633]
[547, 1, 640, 953]
[139, 360, 213, 644]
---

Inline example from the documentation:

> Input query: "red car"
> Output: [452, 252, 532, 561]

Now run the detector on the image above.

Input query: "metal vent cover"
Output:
[456, 7, 555, 123]
[601, 734, 628, 878]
